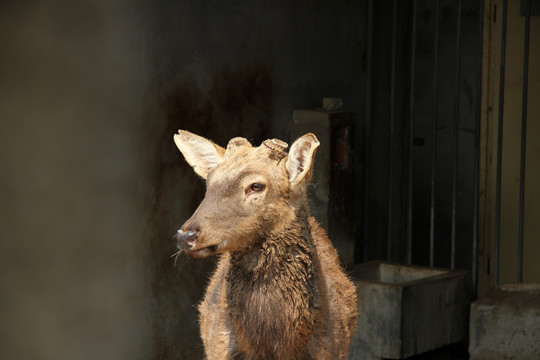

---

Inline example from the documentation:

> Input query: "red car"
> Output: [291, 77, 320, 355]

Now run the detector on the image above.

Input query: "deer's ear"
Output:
[286, 133, 320, 188]
[173, 130, 225, 179]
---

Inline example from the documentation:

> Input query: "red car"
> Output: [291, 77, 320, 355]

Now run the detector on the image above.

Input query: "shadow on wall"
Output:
[143, 61, 274, 358]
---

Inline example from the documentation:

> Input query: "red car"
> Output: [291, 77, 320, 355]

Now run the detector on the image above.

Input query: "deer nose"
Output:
[177, 229, 199, 249]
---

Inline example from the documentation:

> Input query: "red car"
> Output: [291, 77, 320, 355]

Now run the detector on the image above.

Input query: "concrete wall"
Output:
[0, 1, 150, 358]
[0, 1, 365, 358]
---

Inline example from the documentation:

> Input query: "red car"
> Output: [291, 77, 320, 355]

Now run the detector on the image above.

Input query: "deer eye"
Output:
[249, 182, 266, 192]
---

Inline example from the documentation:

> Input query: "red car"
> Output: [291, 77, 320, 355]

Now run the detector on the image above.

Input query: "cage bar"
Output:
[450, 0, 463, 270]
[407, 0, 417, 265]
[518, 0, 531, 283]
[362, 0, 374, 263]
[494, 0, 509, 285]
[472, 0, 485, 295]
[387, 0, 398, 261]
[430, 0, 441, 267]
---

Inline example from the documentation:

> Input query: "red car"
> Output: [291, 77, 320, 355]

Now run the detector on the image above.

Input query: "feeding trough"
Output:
[348, 261, 472, 359]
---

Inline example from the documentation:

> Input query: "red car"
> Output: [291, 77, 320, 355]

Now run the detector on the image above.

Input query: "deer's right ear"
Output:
[173, 130, 225, 179]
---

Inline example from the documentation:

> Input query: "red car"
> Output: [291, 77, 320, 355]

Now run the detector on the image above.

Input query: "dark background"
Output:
[0, 0, 483, 358]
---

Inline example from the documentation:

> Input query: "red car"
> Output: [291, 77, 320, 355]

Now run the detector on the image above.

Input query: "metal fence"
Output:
[359, 0, 535, 294]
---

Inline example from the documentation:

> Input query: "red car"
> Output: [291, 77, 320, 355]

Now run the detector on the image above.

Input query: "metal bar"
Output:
[387, 0, 398, 261]
[362, 0, 374, 262]
[450, 0, 463, 270]
[494, 0, 509, 286]
[430, 0, 440, 267]
[518, 0, 531, 283]
[407, 0, 417, 265]
[472, 0, 485, 297]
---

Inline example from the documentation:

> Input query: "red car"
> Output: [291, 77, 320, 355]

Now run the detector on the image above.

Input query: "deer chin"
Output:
[185, 244, 219, 258]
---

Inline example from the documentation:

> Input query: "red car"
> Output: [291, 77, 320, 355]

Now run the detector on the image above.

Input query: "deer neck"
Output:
[229, 205, 313, 274]
[226, 208, 317, 356]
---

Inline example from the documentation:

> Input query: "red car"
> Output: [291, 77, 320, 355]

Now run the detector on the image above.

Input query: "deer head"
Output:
[173, 130, 319, 258]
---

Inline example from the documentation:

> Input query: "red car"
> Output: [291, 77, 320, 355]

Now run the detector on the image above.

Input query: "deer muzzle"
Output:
[176, 229, 199, 251]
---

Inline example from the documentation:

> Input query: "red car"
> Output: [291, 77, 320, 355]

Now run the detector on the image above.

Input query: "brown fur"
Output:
[174, 131, 357, 359]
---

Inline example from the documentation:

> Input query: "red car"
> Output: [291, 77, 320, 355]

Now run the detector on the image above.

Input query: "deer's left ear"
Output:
[174, 130, 225, 179]
[286, 133, 320, 188]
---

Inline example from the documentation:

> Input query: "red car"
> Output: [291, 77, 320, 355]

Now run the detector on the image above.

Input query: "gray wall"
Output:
[0, 1, 365, 358]
[0, 0, 151, 358]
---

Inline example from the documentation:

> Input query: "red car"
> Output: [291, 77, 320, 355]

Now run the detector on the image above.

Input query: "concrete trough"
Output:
[469, 283, 540, 360]
[348, 261, 472, 359]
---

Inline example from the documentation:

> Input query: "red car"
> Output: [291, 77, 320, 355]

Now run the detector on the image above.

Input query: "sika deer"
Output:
[174, 130, 357, 360]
